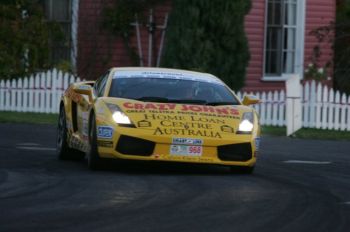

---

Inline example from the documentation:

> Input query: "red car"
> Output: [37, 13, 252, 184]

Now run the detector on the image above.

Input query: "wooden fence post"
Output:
[328, 88, 334, 130]
[321, 85, 328, 129]
[0, 80, 5, 111]
[286, 75, 302, 136]
[340, 93, 347, 131]
[23, 77, 28, 112]
[17, 79, 22, 112]
[303, 82, 309, 127]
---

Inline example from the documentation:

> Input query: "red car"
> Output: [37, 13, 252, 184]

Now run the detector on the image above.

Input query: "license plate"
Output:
[170, 145, 202, 156]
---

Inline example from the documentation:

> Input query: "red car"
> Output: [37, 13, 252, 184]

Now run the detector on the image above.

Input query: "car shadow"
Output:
[94, 159, 250, 176]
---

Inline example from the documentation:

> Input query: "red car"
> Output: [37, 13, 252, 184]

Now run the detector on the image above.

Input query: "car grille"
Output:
[217, 143, 252, 161]
[116, 135, 155, 156]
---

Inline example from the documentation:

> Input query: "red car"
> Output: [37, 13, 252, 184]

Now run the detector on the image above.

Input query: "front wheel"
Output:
[87, 114, 102, 170]
[230, 165, 255, 174]
[57, 106, 71, 160]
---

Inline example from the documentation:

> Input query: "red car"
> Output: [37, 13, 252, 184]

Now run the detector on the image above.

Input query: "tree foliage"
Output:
[0, 0, 63, 79]
[161, 0, 251, 91]
[333, 0, 350, 94]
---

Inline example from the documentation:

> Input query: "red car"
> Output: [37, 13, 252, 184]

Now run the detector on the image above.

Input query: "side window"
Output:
[98, 76, 108, 97]
[94, 72, 109, 97]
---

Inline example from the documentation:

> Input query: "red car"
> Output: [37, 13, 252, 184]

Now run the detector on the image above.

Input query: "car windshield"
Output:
[109, 77, 240, 105]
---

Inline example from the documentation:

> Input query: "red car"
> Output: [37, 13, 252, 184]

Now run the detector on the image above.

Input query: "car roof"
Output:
[110, 67, 225, 85]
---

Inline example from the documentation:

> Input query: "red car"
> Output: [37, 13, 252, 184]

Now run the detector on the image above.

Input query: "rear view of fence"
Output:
[237, 80, 350, 131]
[0, 71, 349, 131]
[0, 69, 80, 114]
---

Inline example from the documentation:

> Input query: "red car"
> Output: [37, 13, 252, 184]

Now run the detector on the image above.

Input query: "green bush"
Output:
[0, 0, 63, 79]
[161, 0, 251, 91]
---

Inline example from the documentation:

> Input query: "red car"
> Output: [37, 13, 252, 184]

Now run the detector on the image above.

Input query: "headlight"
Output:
[106, 104, 132, 125]
[238, 112, 254, 133]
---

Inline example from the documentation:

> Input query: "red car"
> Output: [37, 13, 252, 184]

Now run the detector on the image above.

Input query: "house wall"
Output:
[304, 0, 335, 79]
[77, 0, 171, 80]
[77, 0, 335, 91]
[243, 0, 335, 92]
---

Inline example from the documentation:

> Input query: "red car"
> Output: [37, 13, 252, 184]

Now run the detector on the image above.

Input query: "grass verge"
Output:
[293, 128, 350, 141]
[262, 126, 350, 141]
[0, 111, 58, 125]
[261, 126, 286, 137]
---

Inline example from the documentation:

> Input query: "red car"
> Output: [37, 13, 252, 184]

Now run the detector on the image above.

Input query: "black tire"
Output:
[230, 165, 255, 174]
[57, 106, 71, 160]
[87, 113, 102, 170]
[57, 105, 85, 161]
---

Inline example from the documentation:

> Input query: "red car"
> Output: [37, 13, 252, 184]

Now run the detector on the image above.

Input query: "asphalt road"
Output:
[0, 123, 350, 232]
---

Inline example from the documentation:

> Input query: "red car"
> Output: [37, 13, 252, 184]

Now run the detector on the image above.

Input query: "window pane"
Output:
[283, 51, 295, 73]
[265, 51, 273, 74]
[284, 2, 296, 26]
[265, 51, 282, 75]
[268, 1, 282, 25]
[283, 28, 295, 50]
[52, 0, 70, 21]
[41, 0, 51, 19]
[267, 28, 282, 50]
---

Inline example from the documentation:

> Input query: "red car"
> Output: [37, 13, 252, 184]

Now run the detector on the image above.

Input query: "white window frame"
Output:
[262, 0, 306, 81]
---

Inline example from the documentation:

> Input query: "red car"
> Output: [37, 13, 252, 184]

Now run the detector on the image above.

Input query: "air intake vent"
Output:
[116, 135, 155, 156]
[217, 143, 252, 161]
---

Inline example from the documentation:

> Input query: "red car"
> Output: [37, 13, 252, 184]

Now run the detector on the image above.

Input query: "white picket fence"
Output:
[0, 70, 350, 131]
[0, 69, 81, 114]
[237, 80, 350, 131]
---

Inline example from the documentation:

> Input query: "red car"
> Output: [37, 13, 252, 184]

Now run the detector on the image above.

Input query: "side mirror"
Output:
[242, 95, 260, 106]
[73, 85, 93, 102]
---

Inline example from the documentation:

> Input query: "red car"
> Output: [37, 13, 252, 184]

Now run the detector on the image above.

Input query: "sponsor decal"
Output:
[97, 126, 114, 139]
[119, 102, 246, 138]
[144, 114, 222, 138]
[124, 102, 176, 111]
[172, 138, 203, 145]
[221, 125, 234, 133]
[113, 71, 221, 84]
[97, 140, 113, 148]
[154, 127, 221, 138]
[69, 135, 88, 152]
[123, 102, 239, 115]
[137, 120, 152, 128]
[255, 137, 261, 151]
[170, 145, 202, 156]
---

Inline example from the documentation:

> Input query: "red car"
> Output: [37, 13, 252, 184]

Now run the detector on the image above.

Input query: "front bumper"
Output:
[97, 128, 258, 167]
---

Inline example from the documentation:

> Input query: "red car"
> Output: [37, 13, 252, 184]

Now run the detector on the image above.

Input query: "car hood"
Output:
[102, 98, 254, 140]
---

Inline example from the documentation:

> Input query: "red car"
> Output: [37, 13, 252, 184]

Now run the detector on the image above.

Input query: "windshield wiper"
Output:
[205, 101, 238, 106]
[135, 96, 169, 103]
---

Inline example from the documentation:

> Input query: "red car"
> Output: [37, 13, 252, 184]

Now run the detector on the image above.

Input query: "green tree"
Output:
[0, 0, 62, 79]
[161, 0, 251, 91]
[334, 0, 350, 94]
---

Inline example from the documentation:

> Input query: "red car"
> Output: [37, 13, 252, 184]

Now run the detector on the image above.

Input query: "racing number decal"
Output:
[97, 126, 114, 139]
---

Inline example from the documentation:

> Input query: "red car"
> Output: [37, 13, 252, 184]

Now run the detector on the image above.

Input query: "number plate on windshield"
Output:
[170, 145, 202, 156]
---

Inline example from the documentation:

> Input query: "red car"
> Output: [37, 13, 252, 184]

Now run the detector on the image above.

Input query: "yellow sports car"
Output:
[57, 67, 260, 173]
